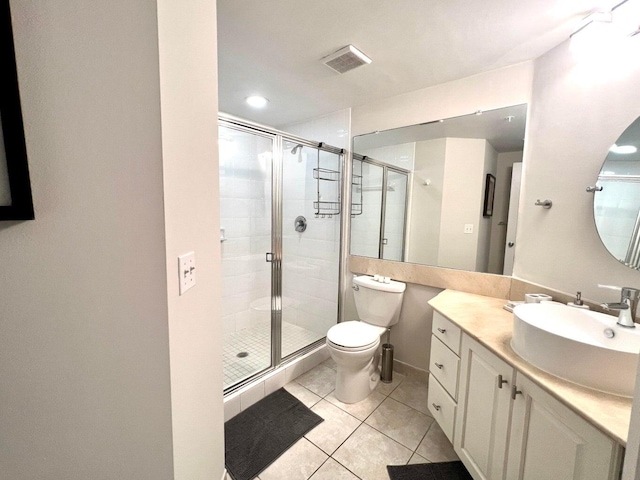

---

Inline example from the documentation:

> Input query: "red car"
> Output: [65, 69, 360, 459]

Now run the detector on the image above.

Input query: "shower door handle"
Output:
[265, 252, 274, 263]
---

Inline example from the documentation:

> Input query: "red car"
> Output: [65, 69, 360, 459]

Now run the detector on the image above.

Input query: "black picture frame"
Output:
[0, 0, 34, 220]
[483, 173, 496, 218]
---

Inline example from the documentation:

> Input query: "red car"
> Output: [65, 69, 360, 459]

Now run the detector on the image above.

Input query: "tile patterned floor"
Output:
[223, 322, 324, 389]
[231, 359, 460, 480]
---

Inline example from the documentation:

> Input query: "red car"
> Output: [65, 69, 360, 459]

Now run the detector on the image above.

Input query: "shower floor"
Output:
[223, 322, 325, 389]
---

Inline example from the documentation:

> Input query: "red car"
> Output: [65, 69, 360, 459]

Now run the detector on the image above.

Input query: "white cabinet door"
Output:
[454, 335, 514, 480]
[506, 374, 622, 480]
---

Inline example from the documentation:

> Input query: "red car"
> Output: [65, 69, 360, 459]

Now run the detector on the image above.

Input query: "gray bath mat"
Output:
[387, 461, 473, 480]
[224, 388, 323, 480]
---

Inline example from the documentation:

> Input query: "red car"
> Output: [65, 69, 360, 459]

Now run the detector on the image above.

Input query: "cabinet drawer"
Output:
[432, 311, 461, 355]
[430, 335, 460, 400]
[428, 373, 457, 443]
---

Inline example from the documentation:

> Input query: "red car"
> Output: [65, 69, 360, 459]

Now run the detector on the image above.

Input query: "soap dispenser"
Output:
[568, 291, 590, 310]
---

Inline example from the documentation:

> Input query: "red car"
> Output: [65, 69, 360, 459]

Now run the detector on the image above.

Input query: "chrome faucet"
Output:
[599, 286, 640, 328]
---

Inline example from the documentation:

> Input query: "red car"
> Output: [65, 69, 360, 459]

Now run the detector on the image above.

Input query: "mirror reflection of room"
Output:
[594, 115, 640, 269]
[352, 104, 526, 274]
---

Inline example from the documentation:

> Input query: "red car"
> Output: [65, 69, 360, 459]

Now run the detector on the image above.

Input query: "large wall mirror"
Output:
[351, 104, 526, 275]
[0, 0, 34, 221]
[594, 115, 640, 270]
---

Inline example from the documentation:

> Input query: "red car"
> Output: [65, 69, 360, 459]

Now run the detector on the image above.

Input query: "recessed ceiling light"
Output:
[246, 95, 269, 108]
[610, 144, 638, 154]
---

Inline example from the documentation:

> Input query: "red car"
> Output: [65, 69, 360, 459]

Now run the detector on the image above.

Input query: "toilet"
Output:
[326, 275, 406, 404]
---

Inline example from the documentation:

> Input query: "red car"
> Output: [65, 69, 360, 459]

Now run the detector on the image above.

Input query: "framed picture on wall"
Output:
[483, 173, 496, 217]
[0, 0, 34, 220]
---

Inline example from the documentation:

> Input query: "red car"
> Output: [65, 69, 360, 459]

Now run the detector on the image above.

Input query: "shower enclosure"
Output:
[351, 154, 409, 261]
[219, 115, 343, 392]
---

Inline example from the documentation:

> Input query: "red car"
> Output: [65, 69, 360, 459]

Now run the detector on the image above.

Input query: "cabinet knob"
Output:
[437, 328, 446, 334]
[511, 385, 523, 400]
[434, 362, 443, 370]
[498, 374, 508, 389]
[432, 403, 441, 411]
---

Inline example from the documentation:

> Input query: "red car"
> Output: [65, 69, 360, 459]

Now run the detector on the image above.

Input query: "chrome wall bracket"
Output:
[534, 199, 552, 209]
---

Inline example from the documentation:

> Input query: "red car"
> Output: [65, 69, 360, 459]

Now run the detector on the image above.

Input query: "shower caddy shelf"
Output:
[312, 146, 362, 218]
[313, 167, 340, 217]
[351, 173, 363, 216]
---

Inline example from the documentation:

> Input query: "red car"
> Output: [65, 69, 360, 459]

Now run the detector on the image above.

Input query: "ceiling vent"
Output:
[323, 45, 372, 74]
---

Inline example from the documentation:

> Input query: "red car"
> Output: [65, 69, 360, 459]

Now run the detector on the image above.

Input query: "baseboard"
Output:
[393, 359, 428, 381]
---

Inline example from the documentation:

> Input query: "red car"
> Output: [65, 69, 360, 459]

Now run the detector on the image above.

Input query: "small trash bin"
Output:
[380, 343, 394, 383]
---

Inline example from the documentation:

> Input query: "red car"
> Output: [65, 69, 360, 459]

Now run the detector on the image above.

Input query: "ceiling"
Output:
[217, 0, 603, 127]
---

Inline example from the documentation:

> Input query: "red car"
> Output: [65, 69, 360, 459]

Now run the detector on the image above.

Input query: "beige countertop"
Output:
[429, 289, 633, 446]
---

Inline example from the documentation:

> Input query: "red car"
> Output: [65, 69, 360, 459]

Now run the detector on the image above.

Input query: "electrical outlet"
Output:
[464, 224, 474, 234]
[178, 252, 196, 295]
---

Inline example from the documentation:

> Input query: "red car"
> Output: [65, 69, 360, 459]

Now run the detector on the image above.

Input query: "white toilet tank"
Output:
[353, 275, 406, 327]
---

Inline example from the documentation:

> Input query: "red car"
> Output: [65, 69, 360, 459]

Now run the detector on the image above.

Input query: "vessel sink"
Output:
[512, 302, 640, 397]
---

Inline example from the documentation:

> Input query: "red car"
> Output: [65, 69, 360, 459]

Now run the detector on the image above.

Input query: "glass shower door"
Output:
[350, 161, 384, 258]
[280, 141, 341, 359]
[219, 124, 274, 390]
[382, 169, 408, 261]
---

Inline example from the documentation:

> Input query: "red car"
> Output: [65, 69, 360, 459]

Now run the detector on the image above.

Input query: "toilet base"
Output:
[334, 355, 380, 404]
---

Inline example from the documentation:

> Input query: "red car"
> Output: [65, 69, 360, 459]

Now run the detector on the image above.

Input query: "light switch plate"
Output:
[464, 224, 474, 234]
[178, 252, 196, 295]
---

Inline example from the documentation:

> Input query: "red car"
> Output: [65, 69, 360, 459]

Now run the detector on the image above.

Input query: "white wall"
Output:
[475, 142, 497, 272]
[1, 1, 225, 479]
[1, 1, 174, 478]
[408, 139, 446, 264]
[438, 138, 489, 271]
[514, 38, 640, 303]
[392, 284, 443, 371]
[352, 62, 534, 136]
[157, 0, 224, 478]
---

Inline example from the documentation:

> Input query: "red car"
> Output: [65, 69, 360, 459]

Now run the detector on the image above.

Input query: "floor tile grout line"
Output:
[329, 456, 364, 480]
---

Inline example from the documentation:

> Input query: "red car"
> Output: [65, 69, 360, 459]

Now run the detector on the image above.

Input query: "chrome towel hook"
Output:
[534, 199, 552, 209]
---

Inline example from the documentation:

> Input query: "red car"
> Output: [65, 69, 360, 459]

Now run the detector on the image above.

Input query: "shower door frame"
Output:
[352, 154, 411, 261]
[220, 113, 346, 395]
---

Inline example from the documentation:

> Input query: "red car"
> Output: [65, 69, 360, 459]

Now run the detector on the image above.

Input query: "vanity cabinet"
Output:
[505, 373, 622, 480]
[430, 315, 623, 480]
[454, 335, 513, 480]
[428, 312, 461, 442]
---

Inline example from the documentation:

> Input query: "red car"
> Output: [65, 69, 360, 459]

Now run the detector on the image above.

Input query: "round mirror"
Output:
[594, 116, 640, 270]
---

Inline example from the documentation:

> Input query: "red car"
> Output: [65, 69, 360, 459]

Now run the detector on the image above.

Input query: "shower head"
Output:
[291, 144, 303, 155]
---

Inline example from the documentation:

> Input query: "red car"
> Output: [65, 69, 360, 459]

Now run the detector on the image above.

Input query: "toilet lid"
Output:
[327, 321, 385, 349]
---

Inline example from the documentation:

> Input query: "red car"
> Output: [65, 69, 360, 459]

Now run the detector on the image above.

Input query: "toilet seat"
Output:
[327, 321, 386, 351]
